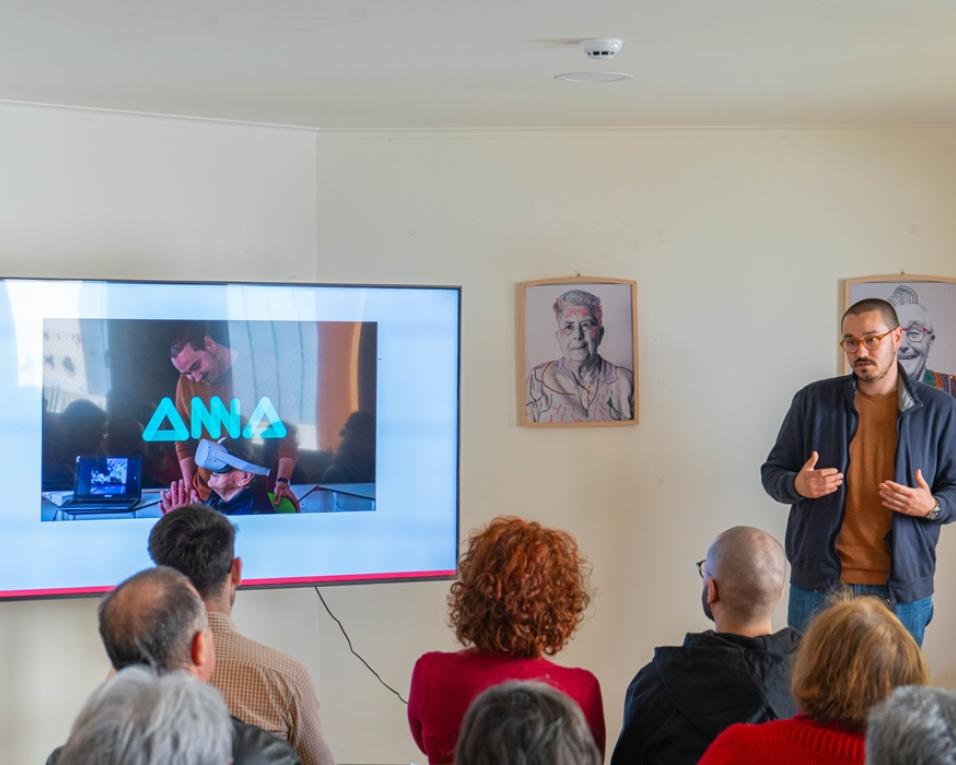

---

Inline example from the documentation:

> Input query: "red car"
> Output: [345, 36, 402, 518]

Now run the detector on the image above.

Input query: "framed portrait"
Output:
[844, 274, 956, 398]
[518, 276, 638, 427]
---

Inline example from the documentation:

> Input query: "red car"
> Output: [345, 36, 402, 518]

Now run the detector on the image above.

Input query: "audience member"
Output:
[49, 566, 300, 765]
[699, 594, 927, 765]
[148, 504, 334, 765]
[866, 685, 956, 765]
[455, 680, 601, 765]
[407, 516, 605, 765]
[612, 526, 798, 765]
[56, 666, 232, 765]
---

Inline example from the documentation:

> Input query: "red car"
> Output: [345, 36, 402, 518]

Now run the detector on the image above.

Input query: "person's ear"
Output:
[236, 471, 254, 488]
[191, 628, 215, 681]
[204, 335, 217, 353]
[891, 326, 903, 350]
[230, 557, 242, 587]
[706, 577, 719, 607]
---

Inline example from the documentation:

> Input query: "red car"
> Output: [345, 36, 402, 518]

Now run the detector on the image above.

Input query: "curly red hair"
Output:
[448, 516, 591, 658]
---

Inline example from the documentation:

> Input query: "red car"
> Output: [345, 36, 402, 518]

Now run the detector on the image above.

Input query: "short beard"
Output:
[853, 360, 889, 383]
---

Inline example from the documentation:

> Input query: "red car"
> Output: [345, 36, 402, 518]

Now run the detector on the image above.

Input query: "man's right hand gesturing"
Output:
[794, 451, 844, 499]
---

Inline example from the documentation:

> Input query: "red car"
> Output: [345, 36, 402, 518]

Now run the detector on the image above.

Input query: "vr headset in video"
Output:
[194, 439, 270, 477]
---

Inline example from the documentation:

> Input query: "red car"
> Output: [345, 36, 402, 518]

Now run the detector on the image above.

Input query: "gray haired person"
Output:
[455, 680, 601, 765]
[48, 566, 301, 765]
[526, 288, 634, 423]
[888, 285, 956, 397]
[57, 666, 232, 765]
[866, 685, 956, 765]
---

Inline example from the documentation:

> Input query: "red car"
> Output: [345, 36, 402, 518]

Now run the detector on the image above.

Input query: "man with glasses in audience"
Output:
[611, 527, 798, 765]
[762, 298, 956, 645]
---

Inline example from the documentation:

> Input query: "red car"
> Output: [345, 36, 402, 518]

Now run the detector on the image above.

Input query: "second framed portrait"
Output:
[844, 274, 956, 398]
[518, 276, 638, 427]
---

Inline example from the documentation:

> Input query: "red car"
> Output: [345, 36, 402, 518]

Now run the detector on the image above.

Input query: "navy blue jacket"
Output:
[761, 366, 956, 603]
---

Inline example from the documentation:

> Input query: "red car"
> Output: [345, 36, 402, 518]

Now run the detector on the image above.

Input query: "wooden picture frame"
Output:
[843, 274, 956, 396]
[518, 276, 638, 427]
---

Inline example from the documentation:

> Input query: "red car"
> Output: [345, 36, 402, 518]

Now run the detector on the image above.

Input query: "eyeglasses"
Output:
[902, 325, 933, 342]
[696, 559, 708, 579]
[839, 328, 896, 353]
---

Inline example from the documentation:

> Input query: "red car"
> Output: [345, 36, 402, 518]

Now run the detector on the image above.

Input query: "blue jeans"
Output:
[788, 584, 933, 647]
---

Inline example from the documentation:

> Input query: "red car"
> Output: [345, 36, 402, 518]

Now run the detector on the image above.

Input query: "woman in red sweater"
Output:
[407, 516, 604, 765]
[699, 595, 928, 765]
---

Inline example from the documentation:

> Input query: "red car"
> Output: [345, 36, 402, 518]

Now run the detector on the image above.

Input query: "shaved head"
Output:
[706, 527, 786, 622]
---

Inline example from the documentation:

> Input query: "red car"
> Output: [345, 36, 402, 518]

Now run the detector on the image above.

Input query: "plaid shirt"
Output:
[208, 612, 334, 765]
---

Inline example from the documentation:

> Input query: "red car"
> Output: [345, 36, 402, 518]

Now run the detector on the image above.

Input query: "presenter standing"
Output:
[761, 298, 956, 645]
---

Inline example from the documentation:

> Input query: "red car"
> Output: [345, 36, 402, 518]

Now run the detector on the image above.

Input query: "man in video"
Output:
[168, 322, 299, 507]
[160, 438, 279, 516]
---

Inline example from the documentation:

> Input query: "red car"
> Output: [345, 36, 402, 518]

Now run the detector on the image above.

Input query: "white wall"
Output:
[0, 103, 319, 764]
[1, 107, 956, 764]
[311, 127, 956, 763]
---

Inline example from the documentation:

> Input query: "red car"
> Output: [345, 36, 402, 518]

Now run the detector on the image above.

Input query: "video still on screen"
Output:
[41, 318, 377, 521]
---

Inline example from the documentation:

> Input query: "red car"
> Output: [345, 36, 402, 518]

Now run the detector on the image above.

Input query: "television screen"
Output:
[0, 279, 460, 598]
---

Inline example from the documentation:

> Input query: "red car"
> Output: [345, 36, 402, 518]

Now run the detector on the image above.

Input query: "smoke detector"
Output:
[580, 38, 623, 59]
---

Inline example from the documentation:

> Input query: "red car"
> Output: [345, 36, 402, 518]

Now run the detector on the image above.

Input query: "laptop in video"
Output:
[60, 456, 143, 513]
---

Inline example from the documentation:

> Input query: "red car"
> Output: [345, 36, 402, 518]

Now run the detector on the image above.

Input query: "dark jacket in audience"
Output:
[48, 715, 302, 765]
[610, 628, 800, 765]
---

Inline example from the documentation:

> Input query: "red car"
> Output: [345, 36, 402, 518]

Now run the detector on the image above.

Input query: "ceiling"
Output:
[3, 0, 956, 128]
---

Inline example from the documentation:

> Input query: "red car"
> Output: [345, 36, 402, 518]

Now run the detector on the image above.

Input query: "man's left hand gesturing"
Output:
[879, 469, 937, 517]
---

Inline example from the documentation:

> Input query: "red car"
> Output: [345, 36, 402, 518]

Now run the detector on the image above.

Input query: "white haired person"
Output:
[526, 289, 634, 422]
[866, 685, 956, 765]
[47, 566, 301, 765]
[889, 285, 956, 397]
[56, 666, 232, 765]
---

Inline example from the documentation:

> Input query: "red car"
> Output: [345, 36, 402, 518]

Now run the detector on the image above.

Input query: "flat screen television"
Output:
[0, 278, 460, 599]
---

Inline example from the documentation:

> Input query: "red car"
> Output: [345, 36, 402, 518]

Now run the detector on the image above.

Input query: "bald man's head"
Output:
[704, 527, 786, 623]
[98, 566, 208, 674]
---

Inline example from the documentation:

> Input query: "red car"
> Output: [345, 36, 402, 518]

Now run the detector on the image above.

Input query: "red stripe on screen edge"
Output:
[243, 569, 456, 586]
[0, 585, 113, 598]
